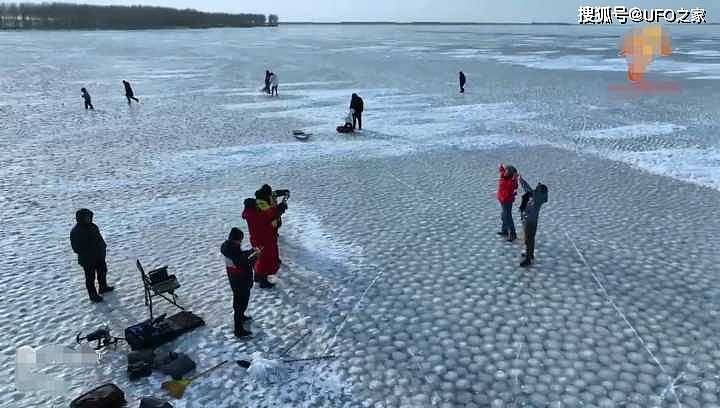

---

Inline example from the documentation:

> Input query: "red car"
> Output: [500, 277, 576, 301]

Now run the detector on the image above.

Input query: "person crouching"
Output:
[221, 227, 261, 338]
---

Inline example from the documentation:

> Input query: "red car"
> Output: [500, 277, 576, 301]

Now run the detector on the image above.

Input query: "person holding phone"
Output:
[221, 227, 261, 338]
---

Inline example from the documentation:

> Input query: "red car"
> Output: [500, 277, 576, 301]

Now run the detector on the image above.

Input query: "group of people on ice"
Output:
[69, 184, 289, 339]
[223, 184, 289, 337]
[337, 93, 364, 133]
[263, 70, 279, 96]
[78, 80, 140, 110]
[496, 164, 548, 267]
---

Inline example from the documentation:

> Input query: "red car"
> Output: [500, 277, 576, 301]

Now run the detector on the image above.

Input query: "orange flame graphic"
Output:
[619, 25, 672, 83]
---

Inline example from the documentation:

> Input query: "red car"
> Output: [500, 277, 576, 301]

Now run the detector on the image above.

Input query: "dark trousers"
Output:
[126, 95, 139, 104]
[501, 203, 516, 238]
[271, 85, 278, 96]
[227, 272, 252, 333]
[460, 83, 465, 93]
[352, 111, 362, 130]
[84, 101, 94, 110]
[82, 260, 108, 298]
[524, 222, 537, 259]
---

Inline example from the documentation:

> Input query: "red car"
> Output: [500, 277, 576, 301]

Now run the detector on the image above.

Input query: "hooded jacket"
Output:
[519, 178, 548, 225]
[70, 209, 106, 266]
[242, 202, 280, 279]
[123, 81, 134, 97]
[496, 165, 518, 204]
[220, 239, 255, 276]
[350, 94, 363, 113]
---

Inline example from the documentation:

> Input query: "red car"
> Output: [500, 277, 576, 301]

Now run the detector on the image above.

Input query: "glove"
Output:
[278, 201, 288, 214]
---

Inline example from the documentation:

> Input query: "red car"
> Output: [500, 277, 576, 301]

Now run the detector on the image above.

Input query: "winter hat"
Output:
[75, 208, 93, 223]
[504, 166, 517, 178]
[260, 184, 272, 196]
[244, 198, 256, 210]
[228, 227, 244, 241]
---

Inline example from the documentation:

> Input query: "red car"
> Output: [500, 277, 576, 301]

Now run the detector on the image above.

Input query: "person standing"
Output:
[221, 227, 260, 338]
[459, 71, 466, 93]
[81, 87, 94, 110]
[242, 197, 285, 288]
[518, 175, 548, 267]
[496, 164, 519, 242]
[350, 93, 364, 130]
[70, 209, 113, 302]
[123, 80, 139, 104]
[263, 70, 271, 94]
[269, 72, 279, 96]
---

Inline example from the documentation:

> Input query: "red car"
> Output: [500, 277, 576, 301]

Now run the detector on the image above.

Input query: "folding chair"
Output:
[136, 259, 184, 320]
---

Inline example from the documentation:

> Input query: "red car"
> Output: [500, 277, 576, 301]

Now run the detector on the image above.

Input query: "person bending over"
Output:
[518, 175, 548, 267]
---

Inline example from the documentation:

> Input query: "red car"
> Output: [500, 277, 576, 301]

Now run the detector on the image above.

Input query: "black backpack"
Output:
[69, 383, 125, 408]
[127, 349, 155, 381]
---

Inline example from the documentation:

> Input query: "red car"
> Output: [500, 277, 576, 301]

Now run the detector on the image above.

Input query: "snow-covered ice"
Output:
[2, 25, 720, 407]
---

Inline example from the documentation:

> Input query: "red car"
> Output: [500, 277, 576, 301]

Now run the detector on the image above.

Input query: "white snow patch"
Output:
[578, 123, 687, 140]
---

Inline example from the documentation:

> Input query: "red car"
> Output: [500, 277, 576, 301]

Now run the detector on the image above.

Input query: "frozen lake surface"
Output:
[1, 25, 720, 407]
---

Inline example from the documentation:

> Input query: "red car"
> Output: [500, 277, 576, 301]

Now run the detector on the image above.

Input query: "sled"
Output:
[292, 130, 311, 141]
[336, 125, 354, 134]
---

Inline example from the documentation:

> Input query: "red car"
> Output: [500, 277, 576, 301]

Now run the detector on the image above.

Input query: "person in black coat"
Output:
[123, 80, 139, 104]
[70, 209, 113, 302]
[81, 88, 94, 110]
[459, 71, 466, 93]
[221, 227, 261, 338]
[350, 93, 364, 130]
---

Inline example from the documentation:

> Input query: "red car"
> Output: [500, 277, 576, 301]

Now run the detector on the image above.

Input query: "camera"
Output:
[273, 189, 290, 199]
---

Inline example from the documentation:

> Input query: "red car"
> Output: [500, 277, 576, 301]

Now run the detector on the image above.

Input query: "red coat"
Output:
[242, 204, 279, 279]
[496, 165, 518, 204]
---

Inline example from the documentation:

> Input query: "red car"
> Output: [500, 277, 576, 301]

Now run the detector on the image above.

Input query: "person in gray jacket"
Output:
[518, 175, 548, 267]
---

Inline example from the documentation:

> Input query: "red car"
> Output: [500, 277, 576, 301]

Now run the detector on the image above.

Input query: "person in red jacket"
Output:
[496, 164, 519, 241]
[242, 197, 286, 288]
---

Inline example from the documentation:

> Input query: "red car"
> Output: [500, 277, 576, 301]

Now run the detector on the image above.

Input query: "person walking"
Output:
[350, 93, 364, 130]
[459, 71, 466, 93]
[221, 227, 260, 338]
[123, 80, 139, 104]
[81, 87, 94, 110]
[70, 209, 114, 302]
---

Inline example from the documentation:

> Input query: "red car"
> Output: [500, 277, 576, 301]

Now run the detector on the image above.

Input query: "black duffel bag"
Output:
[127, 349, 155, 381]
[69, 383, 125, 408]
[125, 316, 179, 351]
[154, 351, 196, 380]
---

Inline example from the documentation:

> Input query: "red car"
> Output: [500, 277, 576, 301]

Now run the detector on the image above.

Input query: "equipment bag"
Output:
[125, 318, 178, 351]
[139, 397, 173, 408]
[154, 352, 196, 380]
[69, 383, 125, 408]
[127, 349, 155, 381]
[166, 311, 205, 332]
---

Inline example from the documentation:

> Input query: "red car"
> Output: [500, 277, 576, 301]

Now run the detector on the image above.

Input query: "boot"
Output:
[99, 285, 114, 294]
[90, 295, 104, 303]
[259, 278, 275, 289]
[235, 327, 252, 338]
[520, 257, 532, 268]
[497, 231, 507, 237]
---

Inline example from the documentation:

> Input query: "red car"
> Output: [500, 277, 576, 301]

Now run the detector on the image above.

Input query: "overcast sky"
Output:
[77, 0, 718, 23]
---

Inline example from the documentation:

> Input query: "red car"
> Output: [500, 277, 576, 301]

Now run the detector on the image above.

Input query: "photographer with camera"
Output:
[221, 227, 261, 338]
[243, 193, 286, 289]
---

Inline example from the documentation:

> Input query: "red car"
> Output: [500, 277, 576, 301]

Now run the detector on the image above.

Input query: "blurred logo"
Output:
[16, 344, 97, 395]
[610, 25, 680, 93]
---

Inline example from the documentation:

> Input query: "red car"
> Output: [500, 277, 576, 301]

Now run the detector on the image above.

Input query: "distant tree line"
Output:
[0, 3, 279, 29]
